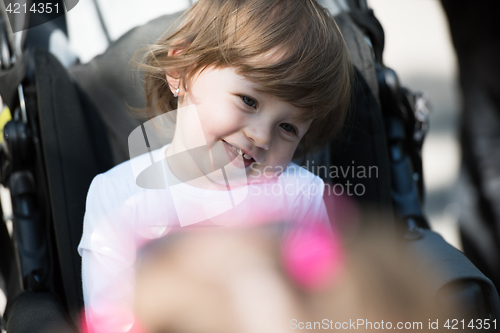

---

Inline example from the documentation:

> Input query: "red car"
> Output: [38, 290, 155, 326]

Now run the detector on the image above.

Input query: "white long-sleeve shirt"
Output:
[78, 144, 329, 333]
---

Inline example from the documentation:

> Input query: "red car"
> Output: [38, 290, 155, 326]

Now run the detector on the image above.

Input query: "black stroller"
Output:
[0, 0, 499, 332]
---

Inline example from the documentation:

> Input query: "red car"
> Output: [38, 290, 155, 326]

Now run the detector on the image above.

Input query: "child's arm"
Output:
[79, 175, 139, 333]
[81, 249, 136, 332]
[291, 175, 331, 228]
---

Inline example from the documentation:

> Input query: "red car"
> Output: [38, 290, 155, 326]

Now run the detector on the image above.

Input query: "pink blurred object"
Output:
[80, 309, 146, 333]
[281, 224, 343, 290]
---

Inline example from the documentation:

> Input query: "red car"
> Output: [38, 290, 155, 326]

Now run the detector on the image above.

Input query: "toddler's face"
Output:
[172, 66, 312, 185]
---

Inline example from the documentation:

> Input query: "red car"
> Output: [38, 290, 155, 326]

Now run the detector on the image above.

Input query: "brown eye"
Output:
[280, 123, 297, 134]
[241, 95, 256, 108]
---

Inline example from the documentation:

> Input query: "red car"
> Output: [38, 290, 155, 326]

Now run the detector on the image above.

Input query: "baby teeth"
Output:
[226, 142, 251, 158]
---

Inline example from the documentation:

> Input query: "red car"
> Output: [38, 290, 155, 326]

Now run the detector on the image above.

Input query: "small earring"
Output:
[173, 87, 180, 98]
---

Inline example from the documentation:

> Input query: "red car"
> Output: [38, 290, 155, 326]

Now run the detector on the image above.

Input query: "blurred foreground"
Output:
[129, 225, 459, 333]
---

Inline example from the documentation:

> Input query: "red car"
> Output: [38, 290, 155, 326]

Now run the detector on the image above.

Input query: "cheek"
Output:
[270, 141, 299, 168]
[197, 104, 245, 140]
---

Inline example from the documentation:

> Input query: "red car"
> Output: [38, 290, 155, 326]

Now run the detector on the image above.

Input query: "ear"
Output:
[166, 49, 186, 97]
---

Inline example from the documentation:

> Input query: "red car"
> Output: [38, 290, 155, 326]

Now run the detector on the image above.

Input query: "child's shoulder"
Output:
[90, 158, 137, 196]
[273, 162, 325, 200]
[279, 162, 324, 185]
[88, 144, 168, 199]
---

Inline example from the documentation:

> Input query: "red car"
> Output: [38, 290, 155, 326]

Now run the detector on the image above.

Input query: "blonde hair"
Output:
[140, 0, 353, 156]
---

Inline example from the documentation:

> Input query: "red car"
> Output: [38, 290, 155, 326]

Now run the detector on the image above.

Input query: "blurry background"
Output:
[367, 0, 461, 249]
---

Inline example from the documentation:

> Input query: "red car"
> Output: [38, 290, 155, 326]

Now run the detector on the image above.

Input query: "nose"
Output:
[243, 125, 272, 151]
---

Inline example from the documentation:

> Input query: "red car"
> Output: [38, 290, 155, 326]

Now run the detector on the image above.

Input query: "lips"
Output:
[222, 140, 256, 168]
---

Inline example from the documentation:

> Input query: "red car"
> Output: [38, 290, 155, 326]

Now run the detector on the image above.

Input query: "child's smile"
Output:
[222, 139, 256, 169]
[168, 66, 313, 187]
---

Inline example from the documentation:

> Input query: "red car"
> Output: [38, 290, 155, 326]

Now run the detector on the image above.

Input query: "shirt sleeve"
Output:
[291, 176, 331, 228]
[78, 174, 139, 333]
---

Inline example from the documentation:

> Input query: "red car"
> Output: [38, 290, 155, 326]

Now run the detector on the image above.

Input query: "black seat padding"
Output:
[69, 13, 184, 166]
[34, 48, 114, 323]
[6, 291, 75, 333]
